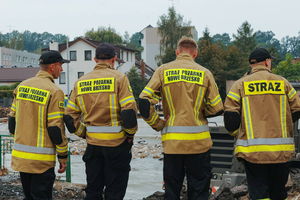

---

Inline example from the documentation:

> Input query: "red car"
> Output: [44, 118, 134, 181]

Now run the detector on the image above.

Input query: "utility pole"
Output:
[66, 38, 70, 96]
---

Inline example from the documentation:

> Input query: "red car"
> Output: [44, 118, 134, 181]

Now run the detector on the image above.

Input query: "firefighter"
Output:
[138, 36, 224, 200]
[64, 43, 137, 200]
[8, 50, 69, 200]
[224, 48, 300, 200]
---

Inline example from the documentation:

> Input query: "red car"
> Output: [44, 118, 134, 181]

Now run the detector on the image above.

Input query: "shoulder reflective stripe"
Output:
[14, 143, 55, 154]
[235, 144, 295, 153]
[87, 126, 122, 133]
[110, 94, 119, 126]
[12, 149, 56, 161]
[207, 95, 222, 107]
[227, 92, 240, 101]
[162, 131, 210, 141]
[48, 112, 64, 120]
[162, 125, 209, 134]
[120, 96, 135, 106]
[288, 88, 297, 99]
[37, 105, 45, 147]
[56, 145, 68, 153]
[164, 86, 175, 126]
[194, 87, 205, 125]
[242, 97, 254, 139]
[280, 95, 287, 138]
[87, 132, 125, 140]
[67, 100, 80, 111]
[236, 138, 294, 146]
[145, 113, 159, 126]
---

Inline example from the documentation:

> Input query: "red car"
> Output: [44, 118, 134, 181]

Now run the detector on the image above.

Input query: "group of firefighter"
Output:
[7, 36, 300, 200]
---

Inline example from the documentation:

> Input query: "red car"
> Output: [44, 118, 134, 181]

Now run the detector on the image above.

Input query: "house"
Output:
[0, 67, 40, 86]
[140, 25, 198, 70]
[43, 37, 144, 95]
[0, 47, 40, 68]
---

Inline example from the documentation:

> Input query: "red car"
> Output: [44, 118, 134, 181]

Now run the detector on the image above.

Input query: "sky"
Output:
[0, 0, 299, 41]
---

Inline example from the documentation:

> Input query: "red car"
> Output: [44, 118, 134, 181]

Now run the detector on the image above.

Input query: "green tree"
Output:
[127, 67, 147, 100]
[273, 54, 300, 81]
[212, 33, 231, 46]
[157, 7, 193, 64]
[126, 32, 144, 60]
[85, 27, 123, 44]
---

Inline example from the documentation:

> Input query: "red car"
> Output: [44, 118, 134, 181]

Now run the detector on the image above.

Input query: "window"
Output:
[78, 72, 84, 78]
[84, 50, 92, 61]
[59, 72, 66, 84]
[70, 51, 77, 61]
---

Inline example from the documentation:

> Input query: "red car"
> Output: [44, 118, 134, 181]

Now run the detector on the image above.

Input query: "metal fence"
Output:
[0, 134, 71, 182]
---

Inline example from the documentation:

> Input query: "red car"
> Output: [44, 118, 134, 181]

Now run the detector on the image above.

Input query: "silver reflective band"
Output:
[14, 143, 55, 154]
[87, 126, 122, 133]
[162, 125, 209, 134]
[236, 138, 294, 146]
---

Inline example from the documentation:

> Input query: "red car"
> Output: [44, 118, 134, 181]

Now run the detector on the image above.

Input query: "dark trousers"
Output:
[20, 167, 55, 200]
[163, 151, 212, 200]
[83, 140, 132, 200]
[243, 160, 289, 200]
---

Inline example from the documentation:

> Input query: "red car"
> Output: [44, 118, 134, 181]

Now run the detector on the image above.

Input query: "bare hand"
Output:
[58, 159, 67, 173]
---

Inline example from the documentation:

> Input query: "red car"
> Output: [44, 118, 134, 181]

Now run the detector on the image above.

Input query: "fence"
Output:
[0, 134, 71, 182]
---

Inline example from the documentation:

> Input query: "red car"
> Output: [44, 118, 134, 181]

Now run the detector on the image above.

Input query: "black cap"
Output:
[95, 43, 116, 60]
[39, 50, 70, 65]
[249, 48, 274, 64]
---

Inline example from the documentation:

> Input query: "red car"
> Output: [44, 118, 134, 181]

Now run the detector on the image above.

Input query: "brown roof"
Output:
[0, 67, 40, 82]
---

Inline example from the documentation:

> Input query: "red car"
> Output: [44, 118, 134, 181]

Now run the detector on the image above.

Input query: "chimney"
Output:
[49, 41, 59, 51]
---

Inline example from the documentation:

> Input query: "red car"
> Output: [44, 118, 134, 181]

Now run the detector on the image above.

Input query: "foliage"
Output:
[85, 27, 123, 45]
[281, 34, 300, 59]
[127, 67, 147, 100]
[273, 54, 300, 81]
[157, 7, 193, 65]
[212, 33, 231, 46]
[126, 32, 144, 60]
[0, 82, 20, 97]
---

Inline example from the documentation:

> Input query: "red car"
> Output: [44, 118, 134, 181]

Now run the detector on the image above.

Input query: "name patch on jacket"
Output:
[77, 78, 115, 94]
[16, 86, 50, 105]
[244, 80, 285, 95]
[164, 69, 205, 85]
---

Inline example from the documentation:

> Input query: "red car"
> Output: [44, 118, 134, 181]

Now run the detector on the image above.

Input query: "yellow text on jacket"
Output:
[77, 78, 115, 95]
[244, 80, 285, 95]
[16, 86, 50, 105]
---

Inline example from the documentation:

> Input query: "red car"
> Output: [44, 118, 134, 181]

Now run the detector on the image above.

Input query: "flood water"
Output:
[0, 117, 223, 199]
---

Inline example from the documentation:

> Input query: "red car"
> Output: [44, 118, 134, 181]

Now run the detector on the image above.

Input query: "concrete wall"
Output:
[0, 47, 39, 68]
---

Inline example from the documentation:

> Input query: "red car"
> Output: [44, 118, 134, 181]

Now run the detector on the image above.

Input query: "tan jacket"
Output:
[9, 70, 68, 173]
[65, 63, 137, 147]
[225, 65, 300, 163]
[139, 53, 224, 154]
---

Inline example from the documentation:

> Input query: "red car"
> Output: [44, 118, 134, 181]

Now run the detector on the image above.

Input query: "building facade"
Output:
[140, 25, 198, 70]
[0, 47, 40, 68]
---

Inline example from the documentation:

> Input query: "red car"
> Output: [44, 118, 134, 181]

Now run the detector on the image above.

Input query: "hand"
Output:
[58, 158, 67, 173]
[127, 137, 134, 144]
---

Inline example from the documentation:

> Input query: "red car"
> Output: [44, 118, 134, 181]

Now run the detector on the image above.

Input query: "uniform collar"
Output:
[250, 65, 271, 74]
[94, 62, 114, 70]
[176, 53, 194, 61]
[36, 70, 54, 82]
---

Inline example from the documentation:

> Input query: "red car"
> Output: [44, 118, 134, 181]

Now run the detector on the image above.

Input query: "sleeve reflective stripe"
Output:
[67, 100, 80, 111]
[207, 95, 222, 107]
[142, 87, 161, 101]
[145, 113, 159, 126]
[120, 96, 135, 106]
[11, 103, 16, 111]
[124, 128, 136, 135]
[227, 91, 240, 101]
[56, 145, 68, 153]
[288, 88, 297, 99]
[230, 129, 239, 136]
[48, 112, 64, 120]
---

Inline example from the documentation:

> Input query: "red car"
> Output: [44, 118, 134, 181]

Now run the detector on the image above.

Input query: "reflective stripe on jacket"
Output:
[139, 53, 224, 154]
[224, 65, 300, 163]
[9, 70, 68, 173]
[65, 62, 137, 147]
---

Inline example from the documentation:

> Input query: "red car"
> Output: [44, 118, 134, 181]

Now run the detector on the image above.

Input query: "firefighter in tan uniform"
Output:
[224, 48, 300, 200]
[139, 37, 224, 200]
[8, 50, 69, 200]
[64, 43, 137, 200]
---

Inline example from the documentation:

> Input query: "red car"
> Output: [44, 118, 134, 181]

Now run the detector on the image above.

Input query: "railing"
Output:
[0, 134, 71, 182]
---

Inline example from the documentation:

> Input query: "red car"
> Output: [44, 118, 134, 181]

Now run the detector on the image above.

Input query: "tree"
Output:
[212, 33, 231, 46]
[157, 7, 193, 64]
[233, 21, 257, 55]
[85, 27, 123, 44]
[127, 67, 147, 100]
[126, 32, 144, 60]
[281, 34, 300, 58]
[273, 53, 300, 81]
